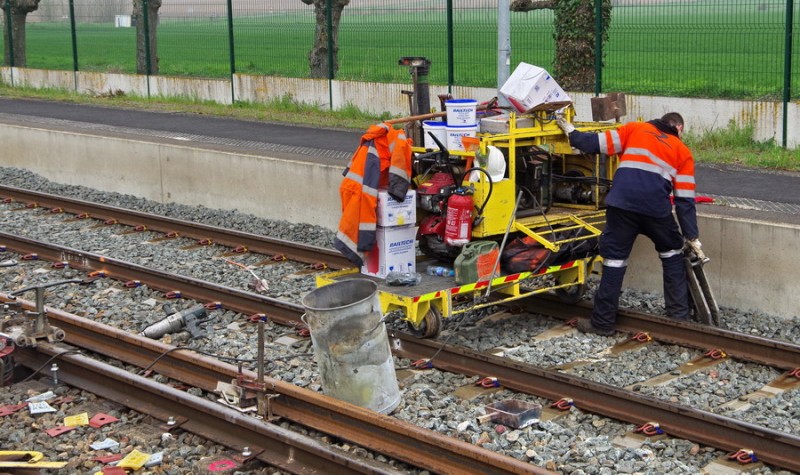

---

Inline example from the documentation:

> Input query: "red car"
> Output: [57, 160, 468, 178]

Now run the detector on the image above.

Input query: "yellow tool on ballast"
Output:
[0, 450, 67, 469]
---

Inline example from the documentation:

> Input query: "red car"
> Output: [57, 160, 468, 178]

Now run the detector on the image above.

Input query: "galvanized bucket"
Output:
[301, 279, 400, 414]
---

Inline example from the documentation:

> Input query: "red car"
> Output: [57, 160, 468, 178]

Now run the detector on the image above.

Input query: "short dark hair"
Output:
[661, 112, 684, 128]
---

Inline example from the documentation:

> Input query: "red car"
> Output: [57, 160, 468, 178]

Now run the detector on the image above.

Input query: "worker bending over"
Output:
[556, 112, 703, 336]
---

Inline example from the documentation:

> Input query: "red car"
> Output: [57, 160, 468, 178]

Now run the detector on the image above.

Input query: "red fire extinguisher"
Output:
[444, 187, 474, 247]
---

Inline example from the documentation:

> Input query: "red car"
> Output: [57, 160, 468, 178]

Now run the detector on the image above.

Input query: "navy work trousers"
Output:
[592, 206, 690, 330]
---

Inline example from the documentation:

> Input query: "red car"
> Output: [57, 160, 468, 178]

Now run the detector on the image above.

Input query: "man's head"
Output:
[661, 112, 684, 137]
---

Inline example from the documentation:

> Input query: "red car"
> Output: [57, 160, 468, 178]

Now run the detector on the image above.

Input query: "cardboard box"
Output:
[499, 63, 572, 113]
[361, 225, 417, 279]
[377, 189, 416, 227]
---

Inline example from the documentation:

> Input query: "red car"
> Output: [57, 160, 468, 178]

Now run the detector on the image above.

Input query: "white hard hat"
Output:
[485, 146, 506, 182]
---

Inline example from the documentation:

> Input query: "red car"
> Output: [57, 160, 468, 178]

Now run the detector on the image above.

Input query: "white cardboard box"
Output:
[500, 63, 572, 113]
[377, 189, 416, 227]
[361, 225, 417, 279]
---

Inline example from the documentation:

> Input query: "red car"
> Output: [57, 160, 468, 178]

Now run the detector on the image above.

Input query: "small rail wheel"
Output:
[555, 283, 586, 304]
[407, 306, 442, 339]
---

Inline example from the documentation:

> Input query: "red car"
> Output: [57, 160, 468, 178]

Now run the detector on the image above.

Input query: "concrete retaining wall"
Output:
[2, 67, 798, 148]
[0, 124, 342, 229]
[0, 123, 797, 319]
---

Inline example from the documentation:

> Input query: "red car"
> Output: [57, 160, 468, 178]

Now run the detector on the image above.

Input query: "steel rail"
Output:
[7, 302, 547, 475]
[389, 334, 800, 473]
[2, 234, 800, 471]
[13, 343, 408, 475]
[0, 184, 351, 269]
[519, 297, 800, 371]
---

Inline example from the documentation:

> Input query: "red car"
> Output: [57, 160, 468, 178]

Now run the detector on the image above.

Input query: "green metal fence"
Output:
[1, 0, 798, 100]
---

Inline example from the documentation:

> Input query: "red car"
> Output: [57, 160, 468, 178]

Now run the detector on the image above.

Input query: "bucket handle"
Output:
[366, 314, 391, 336]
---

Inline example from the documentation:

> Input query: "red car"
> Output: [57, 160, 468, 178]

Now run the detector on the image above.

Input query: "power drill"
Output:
[139, 304, 210, 339]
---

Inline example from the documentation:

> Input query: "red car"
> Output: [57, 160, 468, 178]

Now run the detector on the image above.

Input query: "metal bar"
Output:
[142, 0, 151, 96]
[594, 0, 603, 96]
[14, 344, 405, 475]
[9, 305, 547, 475]
[390, 333, 800, 473]
[497, 0, 511, 106]
[226, 0, 236, 105]
[68, 0, 79, 88]
[0, 186, 350, 269]
[3, 0, 13, 71]
[526, 297, 800, 372]
[446, 0, 454, 92]
[782, 0, 794, 148]
[326, 0, 333, 109]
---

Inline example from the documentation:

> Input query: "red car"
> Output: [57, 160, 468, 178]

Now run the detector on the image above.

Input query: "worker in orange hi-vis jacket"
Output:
[333, 123, 413, 267]
[556, 112, 702, 336]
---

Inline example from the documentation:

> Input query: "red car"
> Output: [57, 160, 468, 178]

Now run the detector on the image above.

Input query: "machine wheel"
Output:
[553, 257, 592, 304]
[554, 283, 586, 304]
[407, 306, 442, 339]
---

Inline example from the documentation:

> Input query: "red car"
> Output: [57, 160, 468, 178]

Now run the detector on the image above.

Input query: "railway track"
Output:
[1, 187, 799, 473]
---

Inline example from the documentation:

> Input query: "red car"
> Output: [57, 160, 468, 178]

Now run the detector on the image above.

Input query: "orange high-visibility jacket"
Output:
[333, 123, 413, 266]
[570, 119, 698, 239]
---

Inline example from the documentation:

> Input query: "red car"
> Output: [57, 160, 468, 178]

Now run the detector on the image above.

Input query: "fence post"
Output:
[326, 0, 333, 110]
[497, 0, 511, 106]
[3, 0, 13, 72]
[226, 0, 235, 104]
[68, 0, 78, 91]
[782, 0, 794, 148]
[594, 0, 603, 96]
[143, 0, 151, 97]
[447, 0, 453, 92]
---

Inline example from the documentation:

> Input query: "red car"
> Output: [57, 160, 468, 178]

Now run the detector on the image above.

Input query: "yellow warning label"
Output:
[64, 412, 89, 427]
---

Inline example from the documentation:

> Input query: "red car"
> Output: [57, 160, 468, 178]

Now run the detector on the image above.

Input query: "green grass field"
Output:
[4, 1, 799, 99]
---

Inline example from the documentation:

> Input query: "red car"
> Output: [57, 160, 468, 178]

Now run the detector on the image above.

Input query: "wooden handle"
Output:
[385, 97, 501, 125]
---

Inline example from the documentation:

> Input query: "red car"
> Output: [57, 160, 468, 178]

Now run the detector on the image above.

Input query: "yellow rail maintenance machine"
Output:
[320, 99, 623, 338]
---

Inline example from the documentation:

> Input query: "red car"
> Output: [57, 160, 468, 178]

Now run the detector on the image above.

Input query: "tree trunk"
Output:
[512, 0, 611, 92]
[553, 0, 612, 92]
[303, 0, 349, 79]
[133, 0, 161, 75]
[1, 0, 41, 67]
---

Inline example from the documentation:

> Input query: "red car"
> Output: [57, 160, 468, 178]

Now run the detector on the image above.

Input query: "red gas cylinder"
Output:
[444, 189, 474, 246]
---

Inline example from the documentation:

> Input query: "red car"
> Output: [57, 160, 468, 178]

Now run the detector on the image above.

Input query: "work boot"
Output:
[576, 319, 615, 336]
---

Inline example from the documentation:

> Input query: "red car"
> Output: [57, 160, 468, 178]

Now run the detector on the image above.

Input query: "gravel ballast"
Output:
[1, 167, 798, 475]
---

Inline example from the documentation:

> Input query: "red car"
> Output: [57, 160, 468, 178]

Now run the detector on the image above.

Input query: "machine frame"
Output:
[319, 109, 621, 338]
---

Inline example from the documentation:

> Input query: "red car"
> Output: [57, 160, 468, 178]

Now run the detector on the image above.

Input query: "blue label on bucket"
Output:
[446, 99, 478, 125]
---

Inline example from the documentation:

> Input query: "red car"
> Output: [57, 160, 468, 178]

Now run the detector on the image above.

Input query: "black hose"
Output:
[462, 167, 493, 222]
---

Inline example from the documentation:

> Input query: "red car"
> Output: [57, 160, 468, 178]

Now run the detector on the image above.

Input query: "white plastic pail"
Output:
[445, 99, 478, 125]
[301, 279, 401, 414]
[422, 120, 447, 150]
[446, 124, 478, 151]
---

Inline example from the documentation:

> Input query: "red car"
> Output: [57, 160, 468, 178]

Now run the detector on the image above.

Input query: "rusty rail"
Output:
[2, 230, 800, 472]
[0, 185, 350, 269]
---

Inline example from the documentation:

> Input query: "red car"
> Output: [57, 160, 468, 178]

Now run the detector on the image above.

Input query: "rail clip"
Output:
[475, 376, 500, 388]
[728, 448, 758, 464]
[633, 422, 664, 436]
[550, 398, 574, 411]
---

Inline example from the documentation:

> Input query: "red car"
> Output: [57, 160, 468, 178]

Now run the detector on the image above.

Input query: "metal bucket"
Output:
[301, 279, 401, 414]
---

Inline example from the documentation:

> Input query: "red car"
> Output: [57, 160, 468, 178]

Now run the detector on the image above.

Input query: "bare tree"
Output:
[132, 0, 161, 75]
[1, 0, 41, 67]
[301, 0, 350, 79]
[511, 0, 611, 91]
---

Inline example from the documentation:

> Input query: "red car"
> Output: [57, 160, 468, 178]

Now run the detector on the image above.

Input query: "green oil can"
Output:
[455, 241, 500, 285]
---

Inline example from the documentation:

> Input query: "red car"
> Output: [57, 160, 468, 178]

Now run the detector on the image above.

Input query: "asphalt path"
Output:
[0, 97, 797, 205]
